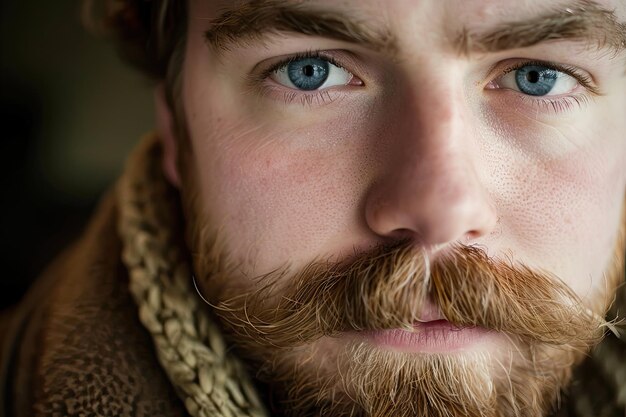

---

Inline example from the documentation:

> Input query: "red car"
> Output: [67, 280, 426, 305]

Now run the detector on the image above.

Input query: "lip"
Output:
[357, 299, 493, 353]
[360, 321, 492, 353]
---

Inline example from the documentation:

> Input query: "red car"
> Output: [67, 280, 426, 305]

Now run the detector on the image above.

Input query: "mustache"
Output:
[213, 242, 604, 349]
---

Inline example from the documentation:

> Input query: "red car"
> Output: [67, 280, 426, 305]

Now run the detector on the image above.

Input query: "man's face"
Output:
[173, 0, 626, 415]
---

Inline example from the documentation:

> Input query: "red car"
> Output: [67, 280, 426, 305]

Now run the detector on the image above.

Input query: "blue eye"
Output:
[271, 56, 355, 91]
[286, 58, 330, 90]
[515, 65, 558, 96]
[495, 63, 579, 97]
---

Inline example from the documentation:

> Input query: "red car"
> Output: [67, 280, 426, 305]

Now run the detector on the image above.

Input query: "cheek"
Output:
[486, 122, 625, 297]
[210, 129, 372, 271]
[220, 147, 346, 257]
[185, 95, 382, 274]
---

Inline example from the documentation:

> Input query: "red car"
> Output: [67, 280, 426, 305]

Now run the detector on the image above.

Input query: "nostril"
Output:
[388, 227, 418, 241]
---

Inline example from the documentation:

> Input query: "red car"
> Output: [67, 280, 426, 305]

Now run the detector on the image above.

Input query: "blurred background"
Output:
[0, 1, 154, 307]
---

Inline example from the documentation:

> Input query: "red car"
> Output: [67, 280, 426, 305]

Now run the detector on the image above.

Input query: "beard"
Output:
[186, 232, 624, 417]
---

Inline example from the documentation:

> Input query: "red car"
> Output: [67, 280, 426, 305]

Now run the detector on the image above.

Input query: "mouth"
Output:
[360, 321, 493, 353]
[357, 300, 495, 353]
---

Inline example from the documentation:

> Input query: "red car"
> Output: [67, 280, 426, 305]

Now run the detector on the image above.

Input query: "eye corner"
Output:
[348, 76, 365, 87]
[483, 80, 499, 91]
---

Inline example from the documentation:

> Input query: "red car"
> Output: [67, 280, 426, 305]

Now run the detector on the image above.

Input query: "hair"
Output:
[85, 0, 186, 79]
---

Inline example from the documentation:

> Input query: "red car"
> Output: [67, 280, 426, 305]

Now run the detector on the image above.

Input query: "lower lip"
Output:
[361, 321, 492, 353]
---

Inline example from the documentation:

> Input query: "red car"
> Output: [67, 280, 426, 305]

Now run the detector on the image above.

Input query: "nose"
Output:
[365, 88, 497, 247]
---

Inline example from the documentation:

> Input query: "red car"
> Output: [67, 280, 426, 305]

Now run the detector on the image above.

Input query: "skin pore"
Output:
[159, 0, 626, 415]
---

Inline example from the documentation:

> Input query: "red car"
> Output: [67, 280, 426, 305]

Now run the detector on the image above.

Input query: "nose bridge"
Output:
[402, 87, 474, 196]
[366, 77, 497, 245]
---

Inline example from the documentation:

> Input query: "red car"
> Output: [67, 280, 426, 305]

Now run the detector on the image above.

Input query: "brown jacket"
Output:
[0, 191, 188, 417]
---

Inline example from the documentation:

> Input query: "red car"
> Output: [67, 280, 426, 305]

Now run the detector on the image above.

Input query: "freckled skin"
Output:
[176, 0, 626, 342]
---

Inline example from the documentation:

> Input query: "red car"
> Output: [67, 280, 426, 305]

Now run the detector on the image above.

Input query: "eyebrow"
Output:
[457, 0, 626, 55]
[204, 0, 626, 57]
[204, 0, 395, 52]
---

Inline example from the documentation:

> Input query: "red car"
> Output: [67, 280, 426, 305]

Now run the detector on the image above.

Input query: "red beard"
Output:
[194, 241, 617, 417]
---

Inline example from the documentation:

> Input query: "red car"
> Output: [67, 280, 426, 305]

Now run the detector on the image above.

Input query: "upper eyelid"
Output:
[501, 62, 582, 81]
[264, 52, 348, 78]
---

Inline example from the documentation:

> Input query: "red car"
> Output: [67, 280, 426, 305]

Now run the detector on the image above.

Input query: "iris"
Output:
[287, 58, 330, 90]
[515, 65, 558, 96]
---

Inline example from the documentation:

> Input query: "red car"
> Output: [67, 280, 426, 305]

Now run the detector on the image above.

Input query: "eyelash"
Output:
[255, 52, 599, 112]
[519, 94, 592, 114]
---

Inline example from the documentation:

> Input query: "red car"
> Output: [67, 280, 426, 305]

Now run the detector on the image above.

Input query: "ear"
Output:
[155, 83, 181, 188]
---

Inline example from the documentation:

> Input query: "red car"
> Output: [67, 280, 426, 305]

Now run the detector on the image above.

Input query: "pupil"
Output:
[526, 71, 540, 83]
[303, 65, 314, 77]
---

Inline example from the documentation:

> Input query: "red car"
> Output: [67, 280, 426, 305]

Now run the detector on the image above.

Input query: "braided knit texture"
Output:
[117, 134, 267, 417]
[117, 134, 626, 417]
